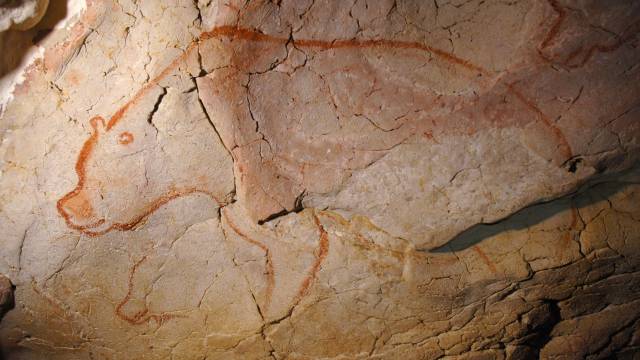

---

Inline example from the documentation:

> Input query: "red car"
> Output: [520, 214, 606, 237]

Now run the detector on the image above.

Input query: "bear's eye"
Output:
[118, 132, 134, 145]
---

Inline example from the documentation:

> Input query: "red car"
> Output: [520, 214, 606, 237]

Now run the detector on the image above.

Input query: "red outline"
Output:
[115, 255, 185, 325]
[538, 0, 639, 68]
[291, 211, 329, 306]
[50, 7, 637, 327]
[222, 209, 275, 313]
[103, 25, 488, 132]
[117, 131, 133, 145]
[472, 246, 497, 274]
[507, 82, 572, 159]
[57, 20, 587, 235]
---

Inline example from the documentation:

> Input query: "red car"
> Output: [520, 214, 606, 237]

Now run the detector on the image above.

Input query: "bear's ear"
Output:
[89, 116, 106, 134]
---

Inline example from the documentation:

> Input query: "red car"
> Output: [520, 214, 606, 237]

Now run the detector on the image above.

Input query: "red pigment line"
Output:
[84, 188, 221, 237]
[539, 0, 566, 52]
[564, 46, 586, 66]
[104, 25, 487, 131]
[355, 233, 408, 260]
[321, 211, 428, 260]
[56, 113, 222, 237]
[31, 283, 74, 321]
[295, 37, 487, 74]
[60, 184, 221, 237]
[507, 82, 573, 159]
[58, 25, 500, 237]
[117, 131, 133, 145]
[56, 116, 105, 230]
[538, 0, 640, 68]
[472, 245, 497, 274]
[115, 255, 183, 325]
[561, 206, 579, 251]
[422, 130, 440, 144]
[58, 25, 489, 233]
[566, 23, 640, 68]
[115, 255, 147, 324]
[200, 25, 487, 75]
[568, 206, 578, 229]
[222, 209, 274, 312]
[292, 211, 329, 305]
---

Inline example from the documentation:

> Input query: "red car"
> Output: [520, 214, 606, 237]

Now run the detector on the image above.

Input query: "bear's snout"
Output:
[57, 190, 103, 230]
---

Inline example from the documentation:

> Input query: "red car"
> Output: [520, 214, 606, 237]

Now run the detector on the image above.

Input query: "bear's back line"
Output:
[104, 25, 488, 131]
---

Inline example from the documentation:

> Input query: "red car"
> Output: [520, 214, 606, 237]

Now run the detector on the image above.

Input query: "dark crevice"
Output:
[192, 0, 203, 29]
[193, 79, 233, 159]
[566, 157, 582, 173]
[588, 314, 640, 358]
[518, 299, 561, 355]
[258, 209, 292, 225]
[146, 87, 168, 128]
[0, 277, 15, 324]
[192, 78, 237, 204]
[257, 190, 306, 225]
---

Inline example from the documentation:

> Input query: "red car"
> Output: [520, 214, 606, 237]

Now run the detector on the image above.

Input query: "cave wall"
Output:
[0, 0, 639, 359]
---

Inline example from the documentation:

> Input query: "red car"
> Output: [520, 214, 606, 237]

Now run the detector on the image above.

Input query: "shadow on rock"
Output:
[0, 0, 67, 82]
[432, 166, 640, 253]
[0, 275, 15, 322]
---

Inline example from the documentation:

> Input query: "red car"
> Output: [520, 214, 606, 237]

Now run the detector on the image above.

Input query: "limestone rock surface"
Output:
[0, 0, 49, 31]
[0, 274, 13, 319]
[0, 0, 639, 359]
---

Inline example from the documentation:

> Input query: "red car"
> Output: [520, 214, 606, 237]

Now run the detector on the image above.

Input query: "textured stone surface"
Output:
[0, 0, 639, 359]
[0, 274, 13, 320]
[0, 0, 49, 31]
